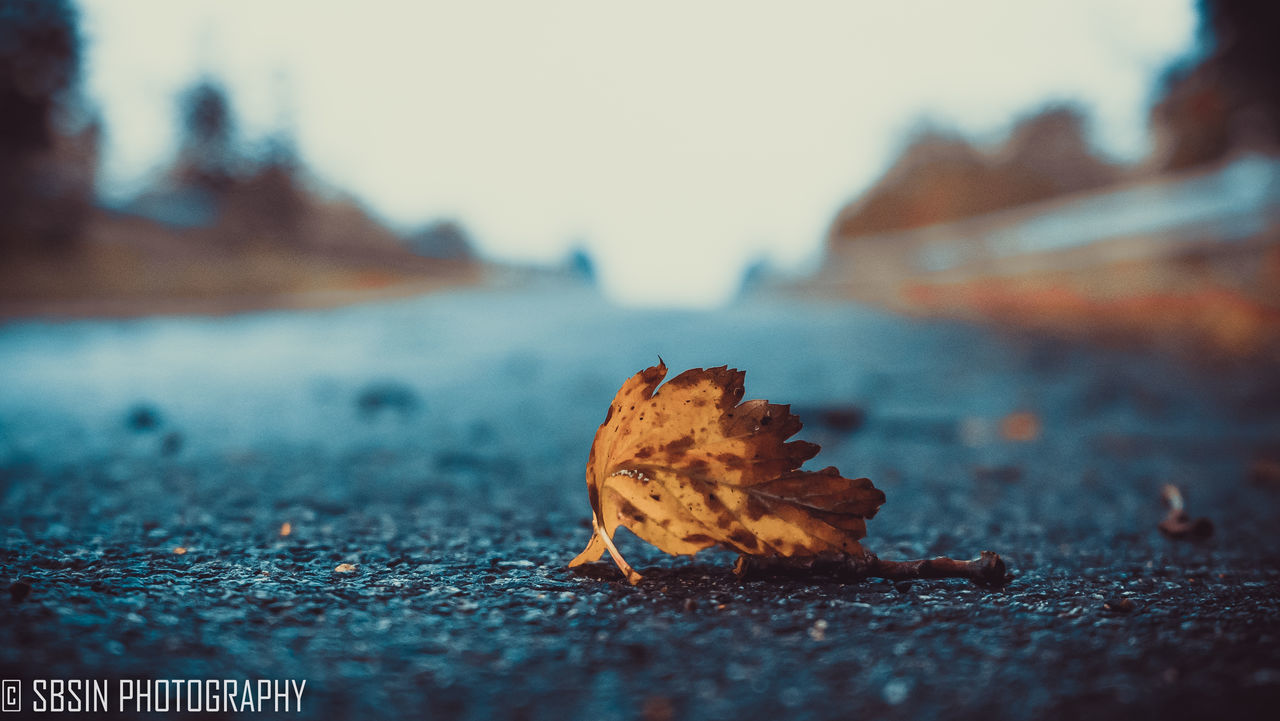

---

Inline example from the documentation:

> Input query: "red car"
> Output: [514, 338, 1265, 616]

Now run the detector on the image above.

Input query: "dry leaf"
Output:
[172, 546, 187, 555]
[280, 522, 292, 537]
[334, 563, 357, 573]
[569, 362, 885, 584]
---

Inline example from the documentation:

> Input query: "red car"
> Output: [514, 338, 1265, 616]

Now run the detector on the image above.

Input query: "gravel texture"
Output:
[2, 285, 1278, 720]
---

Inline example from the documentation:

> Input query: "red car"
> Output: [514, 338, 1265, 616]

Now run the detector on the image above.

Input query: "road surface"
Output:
[2, 284, 1278, 719]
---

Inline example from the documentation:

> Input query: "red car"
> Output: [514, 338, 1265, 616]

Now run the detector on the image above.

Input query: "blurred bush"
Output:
[829, 105, 1118, 240]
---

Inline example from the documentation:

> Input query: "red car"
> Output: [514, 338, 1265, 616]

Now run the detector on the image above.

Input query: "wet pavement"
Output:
[2, 285, 1278, 719]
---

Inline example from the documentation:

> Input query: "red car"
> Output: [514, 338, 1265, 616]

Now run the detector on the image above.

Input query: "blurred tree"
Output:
[1201, 0, 1279, 139]
[0, 0, 88, 257]
[174, 77, 239, 193]
[1150, 0, 1280, 169]
[0, 0, 77, 153]
[564, 246, 595, 283]
[169, 77, 313, 247]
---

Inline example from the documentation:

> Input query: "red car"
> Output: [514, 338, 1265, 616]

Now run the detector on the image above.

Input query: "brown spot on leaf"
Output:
[662, 435, 696, 457]
[616, 497, 645, 523]
[729, 529, 757, 549]
[716, 452, 746, 470]
[743, 496, 770, 521]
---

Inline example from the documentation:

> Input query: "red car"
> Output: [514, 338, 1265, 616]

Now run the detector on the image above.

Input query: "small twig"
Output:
[733, 550, 1008, 586]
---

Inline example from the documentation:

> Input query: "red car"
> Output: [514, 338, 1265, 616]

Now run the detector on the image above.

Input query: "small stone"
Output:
[160, 432, 183, 456]
[10, 579, 32, 602]
[682, 598, 698, 612]
[356, 381, 420, 417]
[808, 619, 828, 641]
[126, 405, 161, 431]
[640, 695, 674, 721]
[813, 405, 865, 432]
[882, 679, 911, 706]
[1103, 597, 1135, 613]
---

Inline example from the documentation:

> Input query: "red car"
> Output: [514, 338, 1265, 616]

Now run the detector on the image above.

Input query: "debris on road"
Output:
[1158, 484, 1214, 540]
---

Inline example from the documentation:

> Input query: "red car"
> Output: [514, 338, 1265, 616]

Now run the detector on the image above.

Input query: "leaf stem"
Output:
[593, 517, 644, 585]
[868, 552, 1006, 584]
[733, 550, 1008, 586]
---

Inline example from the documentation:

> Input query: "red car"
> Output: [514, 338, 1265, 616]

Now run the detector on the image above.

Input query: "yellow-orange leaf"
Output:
[569, 362, 885, 584]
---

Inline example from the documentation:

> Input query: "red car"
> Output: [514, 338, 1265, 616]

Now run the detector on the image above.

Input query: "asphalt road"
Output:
[2, 284, 1278, 720]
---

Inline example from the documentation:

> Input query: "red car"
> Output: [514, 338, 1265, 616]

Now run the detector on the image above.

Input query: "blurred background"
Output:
[0, 0, 1275, 357]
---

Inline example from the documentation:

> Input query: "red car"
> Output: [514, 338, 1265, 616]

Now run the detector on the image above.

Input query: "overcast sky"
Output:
[77, 0, 1199, 307]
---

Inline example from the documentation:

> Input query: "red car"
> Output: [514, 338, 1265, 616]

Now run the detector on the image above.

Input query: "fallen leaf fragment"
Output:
[1000, 411, 1041, 442]
[172, 546, 187, 555]
[1157, 484, 1213, 540]
[280, 522, 292, 537]
[334, 563, 357, 573]
[569, 363, 1006, 586]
